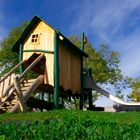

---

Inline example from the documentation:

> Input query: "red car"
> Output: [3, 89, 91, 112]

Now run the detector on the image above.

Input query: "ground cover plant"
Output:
[0, 110, 140, 140]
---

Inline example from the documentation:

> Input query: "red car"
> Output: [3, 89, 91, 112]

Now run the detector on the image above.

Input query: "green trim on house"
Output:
[23, 49, 54, 54]
[80, 56, 83, 110]
[88, 68, 93, 109]
[19, 43, 24, 74]
[79, 32, 86, 110]
[54, 31, 59, 108]
[81, 32, 85, 51]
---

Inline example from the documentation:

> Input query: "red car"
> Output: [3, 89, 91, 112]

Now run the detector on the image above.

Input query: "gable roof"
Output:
[12, 16, 88, 57]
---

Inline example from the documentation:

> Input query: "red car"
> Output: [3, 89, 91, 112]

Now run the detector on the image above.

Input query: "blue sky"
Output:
[1, 0, 140, 106]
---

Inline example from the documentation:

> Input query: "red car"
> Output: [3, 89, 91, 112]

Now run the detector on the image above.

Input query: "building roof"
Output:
[12, 16, 88, 57]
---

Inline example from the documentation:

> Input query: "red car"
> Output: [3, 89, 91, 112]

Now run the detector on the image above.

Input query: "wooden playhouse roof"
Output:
[12, 16, 88, 57]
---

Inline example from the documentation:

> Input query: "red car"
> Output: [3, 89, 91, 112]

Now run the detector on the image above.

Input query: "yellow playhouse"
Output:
[0, 16, 88, 112]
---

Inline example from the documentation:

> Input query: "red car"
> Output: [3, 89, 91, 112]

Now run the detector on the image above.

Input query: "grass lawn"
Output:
[0, 109, 140, 123]
[0, 109, 140, 139]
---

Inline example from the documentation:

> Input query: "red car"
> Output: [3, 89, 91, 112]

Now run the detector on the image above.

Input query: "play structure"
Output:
[0, 16, 140, 113]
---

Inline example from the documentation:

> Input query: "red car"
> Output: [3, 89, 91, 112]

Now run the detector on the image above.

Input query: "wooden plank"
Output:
[11, 75, 44, 112]
[59, 42, 81, 93]
[8, 73, 16, 98]
[19, 54, 44, 80]
[0, 74, 15, 99]
[3, 75, 11, 95]
[0, 77, 2, 97]
[10, 73, 15, 85]
[0, 77, 4, 98]
[0, 60, 26, 84]
[44, 53, 54, 85]
[13, 76, 26, 112]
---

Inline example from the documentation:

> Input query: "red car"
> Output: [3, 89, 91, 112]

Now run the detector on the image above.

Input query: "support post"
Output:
[80, 32, 85, 110]
[88, 68, 93, 109]
[80, 56, 83, 110]
[88, 90, 93, 109]
[54, 31, 59, 108]
[47, 93, 51, 103]
[81, 32, 85, 51]
[41, 92, 44, 112]
[19, 43, 24, 74]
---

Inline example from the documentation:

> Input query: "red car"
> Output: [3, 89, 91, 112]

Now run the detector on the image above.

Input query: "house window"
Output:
[31, 34, 40, 43]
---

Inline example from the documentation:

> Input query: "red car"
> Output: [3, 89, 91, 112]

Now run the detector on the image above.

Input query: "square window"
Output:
[31, 34, 40, 43]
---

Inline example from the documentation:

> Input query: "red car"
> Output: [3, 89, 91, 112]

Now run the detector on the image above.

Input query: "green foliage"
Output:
[0, 21, 29, 75]
[127, 79, 140, 102]
[0, 110, 140, 139]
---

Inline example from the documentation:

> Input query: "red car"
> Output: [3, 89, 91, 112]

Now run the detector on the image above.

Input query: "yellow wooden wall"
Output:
[59, 41, 81, 93]
[22, 21, 54, 86]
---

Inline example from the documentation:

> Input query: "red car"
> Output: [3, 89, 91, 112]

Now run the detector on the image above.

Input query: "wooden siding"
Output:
[59, 41, 81, 93]
[22, 21, 55, 86]
[23, 21, 54, 53]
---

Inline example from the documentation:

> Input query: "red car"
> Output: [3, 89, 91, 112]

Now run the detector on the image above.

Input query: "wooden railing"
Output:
[11, 75, 44, 112]
[0, 60, 26, 84]
[1, 54, 45, 100]
[0, 60, 26, 98]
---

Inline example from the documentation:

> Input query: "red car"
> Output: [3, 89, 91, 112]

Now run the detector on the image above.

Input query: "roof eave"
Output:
[12, 16, 57, 52]
[58, 32, 88, 58]
[12, 16, 88, 58]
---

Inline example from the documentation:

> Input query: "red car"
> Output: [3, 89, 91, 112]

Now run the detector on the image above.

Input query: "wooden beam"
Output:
[11, 75, 44, 112]
[19, 54, 45, 80]
[19, 43, 24, 74]
[80, 56, 83, 110]
[13, 76, 26, 112]
[23, 49, 54, 54]
[0, 60, 26, 84]
[26, 97, 53, 110]
[54, 31, 59, 108]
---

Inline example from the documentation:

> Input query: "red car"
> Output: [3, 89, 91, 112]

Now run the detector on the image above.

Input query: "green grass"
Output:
[0, 110, 140, 140]
[0, 109, 140, 123]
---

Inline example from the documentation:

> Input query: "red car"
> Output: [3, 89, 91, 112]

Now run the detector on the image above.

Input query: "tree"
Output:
[0, 21, 29, 75]
[127, 79, 140, 102]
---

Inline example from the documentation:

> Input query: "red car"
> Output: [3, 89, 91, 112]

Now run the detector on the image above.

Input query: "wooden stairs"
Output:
[0, 79, 35, 113]
[0, 54, 45, 113]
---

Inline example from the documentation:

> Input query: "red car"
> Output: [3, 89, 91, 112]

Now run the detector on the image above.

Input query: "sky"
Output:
[1, 0, 140, 107]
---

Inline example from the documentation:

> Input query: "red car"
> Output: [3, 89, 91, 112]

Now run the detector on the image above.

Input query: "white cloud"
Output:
[70, 0, 140, 78]
[119, 44, 140, 78]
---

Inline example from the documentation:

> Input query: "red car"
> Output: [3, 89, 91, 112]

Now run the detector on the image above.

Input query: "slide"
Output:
[83, 68, 140, 107]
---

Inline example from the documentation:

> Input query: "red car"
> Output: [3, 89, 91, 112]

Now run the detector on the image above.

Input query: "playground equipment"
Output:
[0, 16, 140, 113]
[0, 16, 88, 112]
[83, 68, 140, 111]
